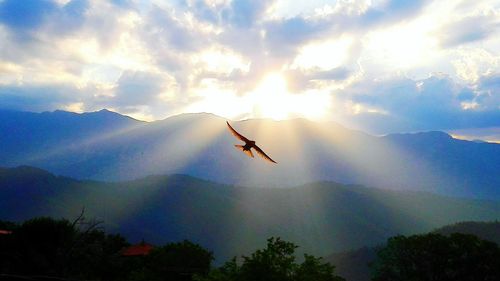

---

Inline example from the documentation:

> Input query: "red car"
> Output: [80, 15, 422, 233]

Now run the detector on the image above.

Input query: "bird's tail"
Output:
[234, 145, 254, 158]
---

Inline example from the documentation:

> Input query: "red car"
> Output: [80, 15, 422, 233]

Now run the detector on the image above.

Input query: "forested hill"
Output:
[1, 166, 499, 261]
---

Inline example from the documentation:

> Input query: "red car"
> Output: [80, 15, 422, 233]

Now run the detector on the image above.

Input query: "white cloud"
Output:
[452, 47, 500, 83]
[0, 0, 498, 133]
[292, 36, 354, 71]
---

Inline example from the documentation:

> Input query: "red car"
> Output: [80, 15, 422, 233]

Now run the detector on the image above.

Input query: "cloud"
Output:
[0, 0, 498, 133]
[263, 17, 329, 58]
[337, 74, 500, 133]
[0, 83, 89, 112]
[448, 126, 500, 143]
[476, 73, 500, 109]
[361, 0, 432, 26]
[452, 47, 500, 83]
[284, 67, 354, 93]
[226, 0, 273, 28]
[0, 0, 57, 30]
[0, 0, 90, 42]
[438, 13, 500, 47]
[143, 5, 208, 52]
[0, 0, 133, 69]
[112, 70, 175, 107]
[111, 0, 135, 9]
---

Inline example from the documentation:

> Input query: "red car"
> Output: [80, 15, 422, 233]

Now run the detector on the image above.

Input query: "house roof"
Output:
[0, 229, 12, 235]
[121, 241, 154, 256]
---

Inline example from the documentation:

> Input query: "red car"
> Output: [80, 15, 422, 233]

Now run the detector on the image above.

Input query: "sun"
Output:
[248, 72, 330, 120]
[250, 73, 289, 120]
[185, 72, 330, 121]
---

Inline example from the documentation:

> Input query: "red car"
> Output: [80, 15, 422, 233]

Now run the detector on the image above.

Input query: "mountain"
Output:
[1, 109, 499, 198]
[433, 221, 500, 245]
[326, 221, 500, 281]
[0, 109, 143, 170]
[1, 166, 499, 263]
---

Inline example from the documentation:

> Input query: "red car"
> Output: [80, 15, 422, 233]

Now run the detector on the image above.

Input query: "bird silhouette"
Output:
[226, 121, 277, 164]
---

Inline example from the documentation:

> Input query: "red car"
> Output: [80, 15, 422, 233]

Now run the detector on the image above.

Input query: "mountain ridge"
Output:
[1, 109, 499, 199]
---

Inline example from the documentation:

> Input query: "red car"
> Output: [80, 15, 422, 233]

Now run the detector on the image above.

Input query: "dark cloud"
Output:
[0, 0, 56, 30]
[63, 0, 89, 18]
[0, 0, 89, 39]
[361, 0, 431, 26]
[103, 70, 189, 119]
[478, 73, 500, 91]
[56, 0, 89, 31]
[0, 73, 179, 119]
[263, 17, 329, 58]
[342, 74, 500, 133]
[226, 0, 273, 28]
[476, 73, 500, 109]
[112, 70, 170, 107]
[184, 0, 223, 24]
[0, 83, 85, 112]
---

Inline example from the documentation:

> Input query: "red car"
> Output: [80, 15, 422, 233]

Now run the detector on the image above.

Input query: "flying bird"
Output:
[226, 121, 277, 164]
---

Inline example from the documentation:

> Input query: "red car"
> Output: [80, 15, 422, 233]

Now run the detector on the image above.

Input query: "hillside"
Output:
[326, 221, 500, 281]
[433, 221, 500, 245]
[1, 166, 499, 262]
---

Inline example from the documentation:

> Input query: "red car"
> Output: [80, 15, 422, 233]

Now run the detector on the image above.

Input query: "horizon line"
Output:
[2, 107, 500, 143]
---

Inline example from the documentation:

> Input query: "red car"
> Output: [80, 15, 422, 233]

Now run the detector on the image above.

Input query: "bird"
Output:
[226, 121, 277, 164]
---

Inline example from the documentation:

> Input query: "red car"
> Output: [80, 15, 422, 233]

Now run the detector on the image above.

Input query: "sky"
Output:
[0, 0, 499, 138]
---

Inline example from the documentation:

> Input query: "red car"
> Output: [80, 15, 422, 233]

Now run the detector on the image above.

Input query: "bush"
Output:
[131, 240, 214, 281]
[371, 233, 500, 281]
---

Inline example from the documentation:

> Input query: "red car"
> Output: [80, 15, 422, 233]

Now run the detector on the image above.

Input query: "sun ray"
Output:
[118, 114, 228, 178]
[20, 119, 147, 168]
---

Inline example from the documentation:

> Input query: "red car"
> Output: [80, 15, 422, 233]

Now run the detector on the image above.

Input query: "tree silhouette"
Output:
[130, 240, 214, 281]
[371, 233, 500, 281]
[0, 216, 129, 280]
[196, 237, 345, 281]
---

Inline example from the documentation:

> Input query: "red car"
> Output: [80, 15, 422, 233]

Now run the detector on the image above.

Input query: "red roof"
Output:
[121, 242, 154, 256]
[0, 230, 12, 235]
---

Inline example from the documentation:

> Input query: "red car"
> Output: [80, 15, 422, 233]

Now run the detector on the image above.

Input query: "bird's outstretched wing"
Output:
[227, 121, 249, 142]
[253, 145, 277, 164]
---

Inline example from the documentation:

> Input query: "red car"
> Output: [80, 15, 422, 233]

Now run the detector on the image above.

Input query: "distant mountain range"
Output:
[1, 109, 499, 198]
[1, 166, 499, 263]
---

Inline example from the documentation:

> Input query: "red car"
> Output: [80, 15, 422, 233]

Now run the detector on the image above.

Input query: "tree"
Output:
[0, 219, 18, 274]
[0, 215, 129, 280]
[371, 233, 500, 281]
[10, 217, 77, 276]
[239, 237, 297, 281]
[295, 254, 342, 281]
[131, 240, 214, 281]
[196, 237, 345, 281]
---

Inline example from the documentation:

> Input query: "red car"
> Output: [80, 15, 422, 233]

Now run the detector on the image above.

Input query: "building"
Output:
[121, 240, 154, 256]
